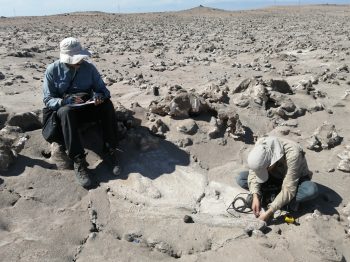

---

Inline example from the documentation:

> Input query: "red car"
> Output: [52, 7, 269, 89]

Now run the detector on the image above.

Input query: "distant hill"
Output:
[176, 5, 228, 15]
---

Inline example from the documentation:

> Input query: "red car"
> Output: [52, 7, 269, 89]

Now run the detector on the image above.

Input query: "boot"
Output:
[73, 154, 92, 188]
[49, 142, 73, 170]
[103, 145, 121, 176]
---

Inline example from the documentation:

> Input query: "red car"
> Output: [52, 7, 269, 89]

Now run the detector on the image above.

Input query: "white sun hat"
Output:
[247, 136, 284, 183]
[59, 37, 91, 64]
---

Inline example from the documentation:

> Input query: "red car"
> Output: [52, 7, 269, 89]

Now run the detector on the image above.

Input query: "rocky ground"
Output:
[1, 5, 350, 262]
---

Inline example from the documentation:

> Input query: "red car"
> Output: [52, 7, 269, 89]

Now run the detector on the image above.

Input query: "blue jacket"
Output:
[43, 60, 110, 110]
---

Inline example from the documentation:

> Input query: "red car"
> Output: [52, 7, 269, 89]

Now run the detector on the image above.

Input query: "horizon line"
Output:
[2, 3, 349, 18]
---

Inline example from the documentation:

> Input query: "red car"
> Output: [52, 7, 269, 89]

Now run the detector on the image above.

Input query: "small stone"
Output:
[176, 138, 193, 148]
[153, 86, 159, 96]
[176, 119, 198, 135]
[332, 214, 340, 222]
[312, 209, 322, 218]
[328, 168, 335, 173]
[341, 202, 350, 217]
[252, 229, 266, 238]
[183, 215, 194, 223]
[244, 220, 266, 235]
[273, 227, 282, 235]
[89, 232, 97, 240]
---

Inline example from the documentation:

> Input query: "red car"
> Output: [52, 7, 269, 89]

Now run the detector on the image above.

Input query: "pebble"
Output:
[183, 215, 194, 223]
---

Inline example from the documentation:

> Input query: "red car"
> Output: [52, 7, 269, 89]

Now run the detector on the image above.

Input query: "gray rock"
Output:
[149, 96, 172, 116]
[244, 220, 266, 235]
[176, 119, 198, 135]
[336, 64, 349, 73]
[252, 229, 266, 238]
[0, 146, 16, 171]
[217, 108, 246, 139]
[341, 202, 350, 216]
[114, 102, 135, 122]
[6, 112, 42, 131]
[0, 71, 5, 80]
[269, 79, 293, 94]
[208, 117, 221, 139]
[0, 126, 27, 171]
[183, 215, 194, 223]
[175, 137, 193, 147]
[267, 92, 306, 119]
[148, 118, 169, 136]
[337, 148, 350, 173]
[200, 84, 229, 104]
[307, 122, 342, 151]
[169, 92, 207, 118]
[232, 78, 255, 94]
[0, 105, 9, 129]
[232, 93, 250, 108]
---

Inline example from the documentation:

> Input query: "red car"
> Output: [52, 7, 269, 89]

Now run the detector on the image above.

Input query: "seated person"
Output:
[236, 136, 318, 222]
[43, 37, 120, 188]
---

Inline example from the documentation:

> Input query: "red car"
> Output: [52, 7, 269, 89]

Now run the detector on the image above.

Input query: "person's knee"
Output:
[236, 171, 249, 189]
[307, 181, 319, 198]
[96, 99, 114, 114]
[57, 106, 73, 118]
[299, 181, 319, 201]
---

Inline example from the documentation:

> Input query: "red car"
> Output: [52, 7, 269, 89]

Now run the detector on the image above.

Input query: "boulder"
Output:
[232, 78, 255, 94]
[0, 105, 9, 129]
[0, 126, 27, 171]
[232, 83, 268, 109]
[337, 147, 350, 173]
[208, 117, 221, 139]
[169, 92, 207, 118]
[176, 119, 198, 135]
[149, 96, 172, 116]
[267, 92, 306, 119]
[217, 108, 246, 139]
[341, 202, 350, 216]
[268, 79, 293, 94]
[6, 111, 42, 131]
[307, 122, 342, 151]
[148, 118, 169, 137]
[200, 84, 229, 104]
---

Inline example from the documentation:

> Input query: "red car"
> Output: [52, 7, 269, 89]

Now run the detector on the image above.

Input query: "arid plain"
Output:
[0, 5, 350, 262]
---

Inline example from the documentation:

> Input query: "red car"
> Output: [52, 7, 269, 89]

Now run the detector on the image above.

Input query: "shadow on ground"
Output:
[0, 154, 55, 177]
[81, 126, 191, 188]
[270, 182, 342, 226]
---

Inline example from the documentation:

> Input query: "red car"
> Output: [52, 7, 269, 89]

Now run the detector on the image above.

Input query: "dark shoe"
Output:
[73, 154, 92, 188]
[103, 148, 121, 176]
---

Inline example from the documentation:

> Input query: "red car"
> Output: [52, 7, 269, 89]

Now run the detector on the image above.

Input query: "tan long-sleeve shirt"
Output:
[248, 137, 312, 212]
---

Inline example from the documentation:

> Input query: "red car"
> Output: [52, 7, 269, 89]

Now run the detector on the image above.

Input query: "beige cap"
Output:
[247, 136, 284, 183]
[59, 37, 91, 64]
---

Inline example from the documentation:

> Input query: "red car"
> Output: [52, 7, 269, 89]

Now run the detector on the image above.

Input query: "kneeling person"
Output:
[236, 136, 318, 222]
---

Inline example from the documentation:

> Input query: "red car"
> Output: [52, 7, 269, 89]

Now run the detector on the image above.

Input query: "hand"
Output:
[252, 193, 261, 217]
[258, 208, 273, 222]
[94, 94, 104, 106]
[62, 95, 84, 105]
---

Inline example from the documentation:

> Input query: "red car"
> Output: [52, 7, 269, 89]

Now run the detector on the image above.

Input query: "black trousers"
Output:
[56, 99, 117, 159]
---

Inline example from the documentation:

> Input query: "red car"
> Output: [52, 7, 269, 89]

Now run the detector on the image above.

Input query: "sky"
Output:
[0, 0, 349, 17]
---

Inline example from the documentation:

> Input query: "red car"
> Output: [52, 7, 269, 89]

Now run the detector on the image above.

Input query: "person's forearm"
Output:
[44, 97, 63, 110]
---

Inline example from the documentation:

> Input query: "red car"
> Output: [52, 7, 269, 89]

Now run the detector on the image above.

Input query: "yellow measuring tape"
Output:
[284, 215, 295, 224]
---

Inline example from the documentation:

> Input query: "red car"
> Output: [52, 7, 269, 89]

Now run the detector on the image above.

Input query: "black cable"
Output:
[226, 193, 253, 217]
